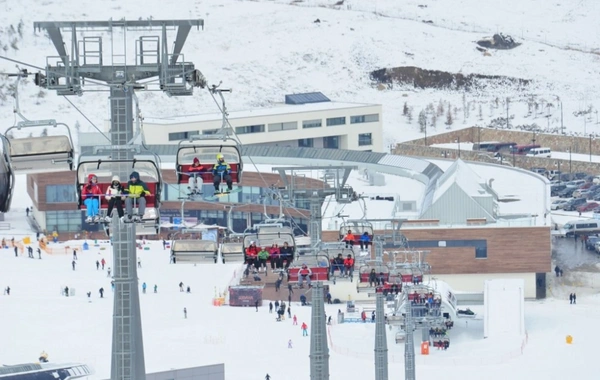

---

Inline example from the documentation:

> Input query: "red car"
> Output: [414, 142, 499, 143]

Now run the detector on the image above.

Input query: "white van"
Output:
[527, 147, 551, 158]
[563, 219, 600, 237]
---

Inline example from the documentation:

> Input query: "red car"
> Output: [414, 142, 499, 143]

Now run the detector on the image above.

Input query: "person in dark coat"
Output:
[269, 302, 273, 313]
[255, 299, 260, 312]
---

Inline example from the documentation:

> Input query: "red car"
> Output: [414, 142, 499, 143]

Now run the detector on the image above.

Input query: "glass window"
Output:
[350, 114, 379, 124]
[268, 121, 298, 132]
[46, 210, 82, 232]
[358, 133, 373, 146]
[168, 131, 199, 141]
[323, 136, 339, 149]
[302, 119, 322, 129]
[475, 247, 487, 259]
[235, 124, 265, 134]
[326, 117, 346, 127]
[298, 138, 314, 148]
[46, 185, 77, 203]
[202, 129, 221, 135]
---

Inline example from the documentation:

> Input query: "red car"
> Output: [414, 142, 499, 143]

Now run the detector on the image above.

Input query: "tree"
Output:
[445, 108, 454, 126]
[431, 114, 437, 128]
[418, 110, 427, 132]
[478, 104, 483, 120]
[437, 100, 444, 116]
[462, 93, 469, 121]
[407, 107, 413, 124]
[41, 128, 48, 137]
[403, 102, 409, 116]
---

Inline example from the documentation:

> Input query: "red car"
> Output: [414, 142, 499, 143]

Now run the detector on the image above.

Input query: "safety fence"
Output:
[327, 326, 529, 367]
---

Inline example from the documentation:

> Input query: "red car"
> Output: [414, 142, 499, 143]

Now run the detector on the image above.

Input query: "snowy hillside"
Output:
[0, 0, 599, 151]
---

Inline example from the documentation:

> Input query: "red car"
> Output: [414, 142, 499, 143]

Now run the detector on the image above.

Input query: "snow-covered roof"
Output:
[432, 159, 496, 204]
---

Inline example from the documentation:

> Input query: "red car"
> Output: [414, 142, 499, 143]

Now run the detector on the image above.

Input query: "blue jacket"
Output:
[359, 234, 370, 242]
[212, 161, 231, 176]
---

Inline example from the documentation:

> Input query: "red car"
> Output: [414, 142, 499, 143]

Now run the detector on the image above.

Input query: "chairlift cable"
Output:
[61, 96, 112, 143]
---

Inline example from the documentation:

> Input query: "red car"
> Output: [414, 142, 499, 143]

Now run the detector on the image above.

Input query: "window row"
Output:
[168, 130, 199, 141]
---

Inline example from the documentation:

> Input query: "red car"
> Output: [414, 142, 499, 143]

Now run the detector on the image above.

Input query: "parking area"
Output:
[552, 235, 600, 271]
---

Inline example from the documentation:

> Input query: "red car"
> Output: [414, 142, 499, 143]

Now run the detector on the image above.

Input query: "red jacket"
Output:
[246, 245, 258, 257]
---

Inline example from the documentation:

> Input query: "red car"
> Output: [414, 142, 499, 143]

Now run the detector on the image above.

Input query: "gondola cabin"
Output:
[176, 137, 242, 185]
[5, 120, 74, 174]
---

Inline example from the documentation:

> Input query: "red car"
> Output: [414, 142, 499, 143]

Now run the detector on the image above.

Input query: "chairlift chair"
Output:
[0, 134, 15, 212]
[75, 155, 162, 235]
[171, 240, 219, 264]
[339, 220, 375, 242]
[242, 224, 296, 263]
[5, 120, 74, 174]
[176, 136, 242, 191]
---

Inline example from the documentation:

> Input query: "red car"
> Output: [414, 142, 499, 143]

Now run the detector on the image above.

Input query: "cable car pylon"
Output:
[33, 19, 205, 380]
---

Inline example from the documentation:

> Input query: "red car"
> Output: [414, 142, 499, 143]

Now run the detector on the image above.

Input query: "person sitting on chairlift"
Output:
[187, 157, 204, 195]
[123, 171, 151, 223]
[212, 153, 233, 193]
[83, 174, 103, 223]
[105, 176, 125, 222]
[359, 232, 371, 250]
[343, 230, 355, 248]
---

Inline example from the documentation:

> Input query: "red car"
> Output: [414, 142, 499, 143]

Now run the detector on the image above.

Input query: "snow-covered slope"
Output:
[1, 0, 599, 152]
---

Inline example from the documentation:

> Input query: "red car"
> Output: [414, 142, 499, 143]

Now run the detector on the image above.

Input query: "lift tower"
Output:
[33, 19, 206, 379]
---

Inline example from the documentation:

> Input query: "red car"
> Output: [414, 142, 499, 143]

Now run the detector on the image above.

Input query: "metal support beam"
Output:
[374, 293, 389, 380]
[45, 27, 68, 64]
[170, 25, 192, 65]
[309, 282, 330, 379]
[404, 288, 416, 380]
[309, 198, 322, 248]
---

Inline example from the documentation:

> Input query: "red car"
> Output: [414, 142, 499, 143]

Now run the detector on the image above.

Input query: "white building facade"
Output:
[128, 95, 383, 152]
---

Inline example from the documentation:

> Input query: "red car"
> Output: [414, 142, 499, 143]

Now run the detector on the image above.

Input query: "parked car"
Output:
[577, 202, 599, 213]
[585, 236, 600, 250]
[564, 198, 587, 211]
[551, 199, 570, 210]
[558, 188, 576, 198]
[551, 184, 567, 196]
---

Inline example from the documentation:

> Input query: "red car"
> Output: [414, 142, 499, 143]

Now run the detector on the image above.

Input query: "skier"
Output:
[123, 171, 151, 222]
[4, 286, 10, 295]
[64, 286, 69, 297]
[104, 176, 125, 222]
[37, 248, 41, 259]
[26, 207, 29, 216]
[288, 339, 293, 349]
[142, 282, 147, 294]
[154, 284, 158, 293]
[265, 375, 271, 380]
[328, 316, 332, 325]
[73, 250, 77, 260]
[87, 291, 91, 302]
[82, 174, 103, 223]
[301, 322, 308, 336]
[14, 246, 17, 257]
[187, 157, 204, 195]
[137, 258, 142, 268]
[269, 302, 273, 313]
[293, 315, 298, 325]
[99, 287, 104, 298]
[162, 239, 167, 250]
[101, 258, 106, 270]
[107, 267, 111, 277]
[255, 299, 260, 312]
[96, 260, 100, 270]
[287, 306, 291, 319]
[186, 286, 191, 293]
[71, 260, 76, 271]
[183, 307, 187, 319]
[179, 282, 184, 292]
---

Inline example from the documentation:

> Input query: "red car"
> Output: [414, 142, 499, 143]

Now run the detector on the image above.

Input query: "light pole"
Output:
[512, 150, 515, 167]
[568, 147, 572, 174]
[456, 137, 461, 158]
[424, 124, 427, 146]
[590, 135, 593, 163]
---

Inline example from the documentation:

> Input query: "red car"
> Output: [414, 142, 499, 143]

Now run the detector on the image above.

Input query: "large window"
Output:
[298, 138, 314, 148]
[323, 136, 339, 149]
[302, 119, 322, 129]
[235, 124, 265, 134]
[46, 185, 77, 203]
[202, 129, 221, 135]
[326, 117, 346, 127]
[358, 133, 373, 146]
[268, 121, 298, 132]
[168, 130, 199, 141]
[350, 114, 379, 124]
[46, 210, 82, 232]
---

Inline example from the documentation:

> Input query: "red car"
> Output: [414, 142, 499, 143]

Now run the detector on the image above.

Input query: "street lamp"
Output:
[590, 135, 594, 163]
[455, 137, 461, 158]
[568, 147, 572, 174]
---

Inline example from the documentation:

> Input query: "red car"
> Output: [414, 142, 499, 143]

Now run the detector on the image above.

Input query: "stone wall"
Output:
[407, 126, 599, 155]
[393, 143, 600, 174]
[400, 126, 600, 174]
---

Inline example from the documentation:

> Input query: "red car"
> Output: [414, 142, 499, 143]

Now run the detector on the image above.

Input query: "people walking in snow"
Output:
[288, 339, 293, 348]
[73, 250, 77, 260]
[142, 282, 147, 294]
[72, 260, 76, 271]
[179, 282, 184, 292]
[186, 286, 191, 293]
[265, 374, 271, 380]
[14, 246, 18, 257]
[572, 293, 577, 304]
[64, 286, 69, 297]
[4, 286, 10, 295]
[107, 267, 111, 277]
[137, 258, 142, 268]
[162, 239, 167, 250]
[301, 322, 308, 336]
[287, 306, 291, 319]
[293, 315, 297, 325]
[569, 293, 573, 304]
[269, 302, 273, 313]
[96, 260, 100, 270]
[26, 207, 30, 216]
[255, 299, 260, 312]
[183, 307, 187, 319]
[87, 291, 91, 302]
[37, 248, 41, 259]
[99, 287, 104, 298]
[101, 258, 106, 270]
[154, 284, 158, 293]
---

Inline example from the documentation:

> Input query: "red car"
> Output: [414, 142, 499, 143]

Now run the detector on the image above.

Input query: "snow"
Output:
[1, 0, 600, 152]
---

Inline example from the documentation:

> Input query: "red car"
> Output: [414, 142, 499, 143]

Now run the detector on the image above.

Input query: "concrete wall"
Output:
[436, 273, 536, 299]
[145, 364, 225, 380]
